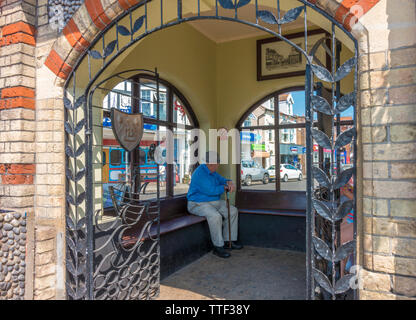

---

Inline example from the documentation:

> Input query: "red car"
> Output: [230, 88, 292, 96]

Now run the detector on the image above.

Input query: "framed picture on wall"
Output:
[257, 29, 329, 81]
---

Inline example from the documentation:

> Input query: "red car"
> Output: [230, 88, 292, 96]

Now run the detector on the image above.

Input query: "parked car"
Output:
[241, 160, 269, 186]
[267, 165, 276, 181]
[280, 164, 303, 182]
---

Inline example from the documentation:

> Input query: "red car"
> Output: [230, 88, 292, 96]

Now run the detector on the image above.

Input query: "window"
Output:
[110, 150, 122, 166]
[237, 90, 353, 192]
[238, 91, 307, 192]
[141, 90, 151, 116]
[100, 75, 198, 206]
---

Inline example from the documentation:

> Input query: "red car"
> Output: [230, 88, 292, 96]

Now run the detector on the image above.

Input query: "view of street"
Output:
[135, 180, 307, 201]
[242, 180, 306, 191]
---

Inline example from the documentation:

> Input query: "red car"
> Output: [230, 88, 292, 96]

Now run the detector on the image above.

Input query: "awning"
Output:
[280, 144, 305, 155]
[252, 151, 270, 158]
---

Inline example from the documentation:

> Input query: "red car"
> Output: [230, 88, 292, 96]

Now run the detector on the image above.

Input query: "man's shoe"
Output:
[224, 241, 243, 250]
[213, 246, 231, 258]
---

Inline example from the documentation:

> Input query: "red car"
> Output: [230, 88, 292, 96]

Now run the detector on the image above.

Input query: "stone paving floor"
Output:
[158, 246, 306, 300]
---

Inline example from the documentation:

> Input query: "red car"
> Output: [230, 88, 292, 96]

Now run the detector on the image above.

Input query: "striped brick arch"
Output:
[44, 0, 380, 82]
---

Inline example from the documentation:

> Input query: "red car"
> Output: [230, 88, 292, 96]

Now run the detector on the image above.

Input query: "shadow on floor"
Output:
[158, 246, 306, 300]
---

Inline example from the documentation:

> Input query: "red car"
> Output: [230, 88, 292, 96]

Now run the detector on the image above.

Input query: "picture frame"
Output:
[257, 29, 329, 81]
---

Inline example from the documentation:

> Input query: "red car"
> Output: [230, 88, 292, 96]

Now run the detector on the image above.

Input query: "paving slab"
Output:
[158, 246, 306, 300]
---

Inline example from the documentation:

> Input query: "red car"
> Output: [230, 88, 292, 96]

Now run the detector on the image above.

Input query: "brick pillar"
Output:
[33, 0, 66, 300]
[0, 0, 37, 300]
[352, 0, 416, 300]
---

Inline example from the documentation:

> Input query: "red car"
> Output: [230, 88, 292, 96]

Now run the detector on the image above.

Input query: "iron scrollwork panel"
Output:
[65, 91, 88, 300]
[92, 197, 160, 300]
[307, 29, 358, 300]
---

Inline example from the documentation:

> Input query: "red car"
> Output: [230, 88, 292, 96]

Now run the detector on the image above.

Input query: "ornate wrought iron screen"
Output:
[63, 0, 358, 300]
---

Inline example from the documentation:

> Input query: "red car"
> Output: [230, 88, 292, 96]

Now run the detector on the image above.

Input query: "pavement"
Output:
[158, 246, 306, 300]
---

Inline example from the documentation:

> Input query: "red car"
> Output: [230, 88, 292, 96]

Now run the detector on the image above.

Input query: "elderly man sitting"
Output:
[187, 151, 243, 258]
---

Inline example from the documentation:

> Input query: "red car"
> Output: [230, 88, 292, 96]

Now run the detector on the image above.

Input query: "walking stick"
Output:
[226, 189, 232, 249]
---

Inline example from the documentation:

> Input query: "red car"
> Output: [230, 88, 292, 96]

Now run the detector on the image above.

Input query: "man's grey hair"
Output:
[204, 151, 220, 164]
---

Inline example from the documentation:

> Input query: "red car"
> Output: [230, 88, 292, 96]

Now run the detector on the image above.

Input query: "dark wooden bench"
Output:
[112, 196, 212, 279]
[119, 196, 206, 244]
[236, 191, 307, 251]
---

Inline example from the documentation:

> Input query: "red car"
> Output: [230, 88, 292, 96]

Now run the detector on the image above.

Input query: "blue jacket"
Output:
[187, 164, 228, 202]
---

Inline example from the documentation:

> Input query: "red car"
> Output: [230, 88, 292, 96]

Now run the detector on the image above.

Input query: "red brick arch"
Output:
[44, 0, 380, 81]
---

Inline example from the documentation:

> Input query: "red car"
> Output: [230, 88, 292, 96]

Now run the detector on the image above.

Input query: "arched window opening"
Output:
[237, 89, 354, 192]
[100, 75, 198, 211]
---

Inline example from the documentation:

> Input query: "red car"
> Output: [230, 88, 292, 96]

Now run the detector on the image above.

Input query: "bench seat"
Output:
[121, 214, 206, 246]
[236, 191, 306, 251]
[238, 208, 306, 217]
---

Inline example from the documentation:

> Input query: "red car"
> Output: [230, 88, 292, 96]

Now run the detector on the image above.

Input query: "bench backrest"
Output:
[236, 191, 306, 212]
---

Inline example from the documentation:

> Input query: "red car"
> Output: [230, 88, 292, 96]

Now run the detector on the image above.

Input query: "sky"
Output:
[290, 90, 354, 118]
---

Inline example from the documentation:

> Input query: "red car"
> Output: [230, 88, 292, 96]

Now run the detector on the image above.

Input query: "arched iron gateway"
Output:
[64, 0, 358, 300]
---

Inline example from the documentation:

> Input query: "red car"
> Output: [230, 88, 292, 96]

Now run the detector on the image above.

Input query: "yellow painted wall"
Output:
[215, 31, 354, 183]
[106, 23, 218, 133]
[99, 21, 354, 200]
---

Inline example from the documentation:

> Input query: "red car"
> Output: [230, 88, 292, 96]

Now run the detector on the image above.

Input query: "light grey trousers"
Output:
[188, 200, 238, 247]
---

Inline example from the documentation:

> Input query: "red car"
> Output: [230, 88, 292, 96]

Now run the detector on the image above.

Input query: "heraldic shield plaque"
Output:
[111, 108, 144, 152]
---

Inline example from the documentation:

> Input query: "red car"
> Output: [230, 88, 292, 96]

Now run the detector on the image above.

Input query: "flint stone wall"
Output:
[0, 210, 26, 300]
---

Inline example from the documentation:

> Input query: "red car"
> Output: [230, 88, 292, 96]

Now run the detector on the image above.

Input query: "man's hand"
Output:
[225, 180, 236, 193]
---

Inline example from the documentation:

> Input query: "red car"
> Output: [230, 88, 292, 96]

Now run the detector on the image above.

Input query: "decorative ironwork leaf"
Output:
[103, 40, 117, 58]
[75, 168, 86, 182]
[312, 199, 333, 221]
[66, 284, 76, 299]
[312, 166, 331, 188]
[74, 119, 86, 135]
[313, 268, 333, 294]
[312, 236, 332, 261]
[309, 36, 328, 58]
[66, 235, 76, 253]
[311, 128, 332, 150]
[117, 25, 130, 36]
[218, 0, 235, 9]
[89, 50, 102, 59]
[334, 127, 355, 150]
[333, 167, 354, 190]
[76, 263, 86, 276]
[76, 217, 86, 230]
[66, 216, 76, 230]
[76, 241, 86, 256]
[334, 274, 355, 294]
[66, 193, 76, 206]
[311, 63, 333, 82]
[335, 240, 356, 262]
[74, 95, 85, 110]
[133, 16, 145, 33]
[75, 285, 87, 300]
[64, 97, 73, 110]
[334, 58, 356, 82]
[278, 6, 304, 24]
[334, 200, 353, 221]
[65, 146, 75, 158]
[311, 95, 332, 116]
[66, 260, 76, 277]
[257, 10, 278, 24]
[335, 92, 354, 114]
[236, 0, 250, 8]
[75, 144, 86, 157]
[65, 121, 74, 135]
[66, 168, 74, 181]
[77, 192, 86, 206]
